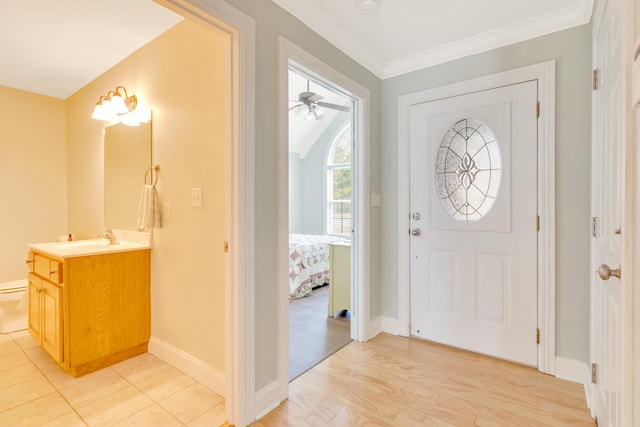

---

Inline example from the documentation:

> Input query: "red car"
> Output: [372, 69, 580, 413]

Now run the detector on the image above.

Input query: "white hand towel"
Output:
[137, 185, 161, 231]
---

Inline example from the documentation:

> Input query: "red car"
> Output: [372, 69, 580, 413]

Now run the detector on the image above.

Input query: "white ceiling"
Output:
[0, 0, 182, 99]
[285, 0, 593, 156]
[1, 0, 594, 155]
[272, 0, 594, 78]
[1, 1, 594, 99]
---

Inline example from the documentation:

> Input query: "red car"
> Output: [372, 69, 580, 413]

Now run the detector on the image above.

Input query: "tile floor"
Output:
[0, 330, 226, 426]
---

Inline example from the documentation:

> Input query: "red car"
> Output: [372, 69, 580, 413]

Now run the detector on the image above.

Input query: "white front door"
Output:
[591, 0, 629, 424]
[409, 81, 538, 366]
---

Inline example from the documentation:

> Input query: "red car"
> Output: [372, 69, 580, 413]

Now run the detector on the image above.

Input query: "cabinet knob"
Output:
[25, 259, 32, 264]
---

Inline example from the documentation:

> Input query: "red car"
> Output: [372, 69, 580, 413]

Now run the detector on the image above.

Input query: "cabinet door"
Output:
[328, 244, 351, 316]
[41, 281, 63, 363]
[27, 273, 42, 341]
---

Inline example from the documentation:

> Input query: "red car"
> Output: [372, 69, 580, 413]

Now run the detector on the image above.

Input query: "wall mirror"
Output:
[104, 116, 152, 230]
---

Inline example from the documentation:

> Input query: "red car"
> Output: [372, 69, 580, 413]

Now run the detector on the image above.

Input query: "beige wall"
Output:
[0, 86, 67, 282]
[65, 20, 230, 372]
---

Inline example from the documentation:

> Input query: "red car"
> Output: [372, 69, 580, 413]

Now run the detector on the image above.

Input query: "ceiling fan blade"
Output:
[289, 104, 303, 111]
[312, 107, 323, 120]
[316, 101, 350, 112]
[299, 91, 324, 103]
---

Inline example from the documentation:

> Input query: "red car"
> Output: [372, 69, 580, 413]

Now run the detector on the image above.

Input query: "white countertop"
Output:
[29, 230, 152, 258]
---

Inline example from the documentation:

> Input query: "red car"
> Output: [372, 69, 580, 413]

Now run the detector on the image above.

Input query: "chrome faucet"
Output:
[102, 228, 119, 245]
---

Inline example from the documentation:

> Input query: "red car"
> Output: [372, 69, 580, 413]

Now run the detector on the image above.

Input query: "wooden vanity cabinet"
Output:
[27, 248, 150, 377]
[27, 272, 63, 363]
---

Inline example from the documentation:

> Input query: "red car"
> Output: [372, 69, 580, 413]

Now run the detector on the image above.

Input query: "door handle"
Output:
[411, 228, 422, 236]
[598, 264, 621, 280]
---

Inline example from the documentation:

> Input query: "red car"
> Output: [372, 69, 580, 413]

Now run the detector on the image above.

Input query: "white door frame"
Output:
[277, 37, 371, 399]
[397, 61, 556, 375]
[153, 1, 256, 425]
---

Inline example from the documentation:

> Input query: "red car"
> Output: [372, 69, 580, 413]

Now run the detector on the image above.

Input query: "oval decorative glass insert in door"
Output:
[435, 118, 502, 223]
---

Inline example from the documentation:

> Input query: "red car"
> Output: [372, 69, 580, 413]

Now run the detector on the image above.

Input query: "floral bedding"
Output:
[288, 234, 346, 298]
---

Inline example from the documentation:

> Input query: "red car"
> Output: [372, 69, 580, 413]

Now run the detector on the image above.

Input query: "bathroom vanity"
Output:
[27, 237, 150, 377]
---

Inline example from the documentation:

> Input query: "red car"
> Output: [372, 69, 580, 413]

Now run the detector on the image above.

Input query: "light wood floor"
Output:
[252, 333, 595, 426]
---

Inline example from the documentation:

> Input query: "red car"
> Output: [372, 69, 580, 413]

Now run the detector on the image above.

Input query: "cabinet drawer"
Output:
[27, 252, 34, 272]
[33, 253, 63, 284]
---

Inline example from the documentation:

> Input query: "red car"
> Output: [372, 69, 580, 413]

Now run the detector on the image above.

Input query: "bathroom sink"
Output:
[30, 237, 150, 258]
[51, 239, 112, 249]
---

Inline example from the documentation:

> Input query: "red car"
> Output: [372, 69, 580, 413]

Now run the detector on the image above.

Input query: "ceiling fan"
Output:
[289, 80, 350, 120]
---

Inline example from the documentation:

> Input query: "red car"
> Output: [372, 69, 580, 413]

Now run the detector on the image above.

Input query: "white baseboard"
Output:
[380, 316, 403, 336]
[584, 380, 595, 415]
[254, 380, 282, 421]
[555, 356, 588, 385]
[148, 336, 225, 397]
[370, 315, 411, 337]
[369, 316, 382, 338]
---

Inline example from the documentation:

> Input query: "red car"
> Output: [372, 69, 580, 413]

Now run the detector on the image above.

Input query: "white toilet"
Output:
[0, 279, 28, 333]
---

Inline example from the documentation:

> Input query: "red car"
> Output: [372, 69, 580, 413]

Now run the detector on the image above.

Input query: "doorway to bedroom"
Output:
[287, 66, 354, 381]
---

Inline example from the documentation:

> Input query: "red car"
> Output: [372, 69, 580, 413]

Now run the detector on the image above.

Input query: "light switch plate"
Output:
[191, 188, 203, 207]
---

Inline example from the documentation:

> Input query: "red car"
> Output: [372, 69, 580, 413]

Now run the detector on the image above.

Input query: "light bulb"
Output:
[91, 103, 116, 120]
[109, 93, 128, 114]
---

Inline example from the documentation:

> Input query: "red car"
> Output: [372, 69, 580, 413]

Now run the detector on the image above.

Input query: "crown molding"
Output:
[383, 0, 595, 78]
[272, 0, 594, 80]
[271, 0, 385, 77]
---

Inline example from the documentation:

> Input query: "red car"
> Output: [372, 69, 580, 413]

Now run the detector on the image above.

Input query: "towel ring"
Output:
[144, 165, 159, 187]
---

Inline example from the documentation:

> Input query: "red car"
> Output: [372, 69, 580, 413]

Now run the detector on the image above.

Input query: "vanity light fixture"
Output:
[120, 109, 151, 127]
[91, 86, 138, 121]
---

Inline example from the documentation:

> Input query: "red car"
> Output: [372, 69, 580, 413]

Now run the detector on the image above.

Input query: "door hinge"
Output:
[536, 101, 540, 118]
[593, 69, 601, 90]
[592, 217, 598, 238]
[536, 328, 540, 344]
[536, 215, 540, 231]
[223, 241, 229, 253]
[591, 363, 598, 384]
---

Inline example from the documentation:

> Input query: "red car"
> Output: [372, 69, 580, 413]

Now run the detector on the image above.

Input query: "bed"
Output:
[289, 234, 346, 298]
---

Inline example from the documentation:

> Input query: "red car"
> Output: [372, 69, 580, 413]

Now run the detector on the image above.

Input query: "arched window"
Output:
[327, 125, 352, 236]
